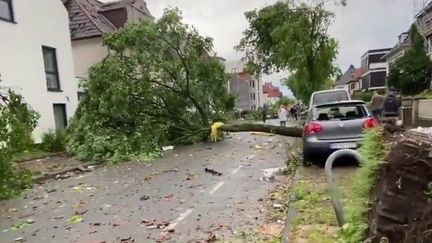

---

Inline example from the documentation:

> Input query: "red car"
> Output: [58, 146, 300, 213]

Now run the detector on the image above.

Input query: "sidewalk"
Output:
[284, 165, 356, 243]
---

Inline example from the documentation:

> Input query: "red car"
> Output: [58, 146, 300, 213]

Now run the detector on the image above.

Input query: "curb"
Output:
[280, 166, 302, 243]
[14, 152, 64, 163]
[33, 161, 101, 183]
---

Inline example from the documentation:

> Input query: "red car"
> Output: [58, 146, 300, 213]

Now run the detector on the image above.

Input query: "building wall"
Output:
[228, 75, 252, 111]
[0, 0, 78, 142]
[126, 5, 152, 23]
[71, 37, 108, 79]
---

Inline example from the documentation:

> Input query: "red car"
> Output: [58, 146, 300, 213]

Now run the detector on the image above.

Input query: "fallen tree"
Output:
[217, 123, 303, 138]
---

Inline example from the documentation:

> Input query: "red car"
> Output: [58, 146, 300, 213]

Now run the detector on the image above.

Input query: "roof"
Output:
[263, 82, 282, 97]
[360, 48, 392, 59]
[334, 65, 363, 85]
[315, 100, 366, 108]
[62, 0, 151, 40]
[237, 71, 250, 81]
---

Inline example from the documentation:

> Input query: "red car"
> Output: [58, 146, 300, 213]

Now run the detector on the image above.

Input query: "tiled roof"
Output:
[63, 0, 151, 40]
[63, 0, 117, 40]
[263, 82, 282, 97]
[334, 65, 360, 85]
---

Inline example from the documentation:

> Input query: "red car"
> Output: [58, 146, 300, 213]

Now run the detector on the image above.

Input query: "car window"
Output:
[313, 104, 368, 121]
[313, 91, 349, 106]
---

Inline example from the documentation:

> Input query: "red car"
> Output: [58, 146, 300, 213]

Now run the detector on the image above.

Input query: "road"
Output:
[0, 129, 296, 243]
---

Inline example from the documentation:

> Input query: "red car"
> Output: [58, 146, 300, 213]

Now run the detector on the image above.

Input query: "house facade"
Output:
[416, 1, 432, 58]
[332, 65, 364, 95]
[262, 82, 282, 105]
[360, 48, 391, 91]
[63, 0, 153, 95]
[0, 0, 78, 142]
[225, 60, 262, 111]
[384, 31, 410, 73]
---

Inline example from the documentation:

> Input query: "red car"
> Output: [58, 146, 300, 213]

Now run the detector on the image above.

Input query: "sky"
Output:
[108, 0, 417, 96]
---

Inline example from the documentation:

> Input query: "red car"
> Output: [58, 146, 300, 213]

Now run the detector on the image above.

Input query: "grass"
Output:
[289, 173, 341, 243]
[337, 128, 388, 243]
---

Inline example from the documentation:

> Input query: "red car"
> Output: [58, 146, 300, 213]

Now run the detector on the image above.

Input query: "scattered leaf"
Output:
[67, 215, 83, 224]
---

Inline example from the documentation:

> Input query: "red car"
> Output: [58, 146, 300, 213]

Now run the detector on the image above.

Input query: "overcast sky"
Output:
[122, 0, 416, 96]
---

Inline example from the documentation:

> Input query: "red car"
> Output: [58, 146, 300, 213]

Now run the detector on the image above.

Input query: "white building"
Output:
[0, 0, 78, 142]
[62, 0, 153, 99]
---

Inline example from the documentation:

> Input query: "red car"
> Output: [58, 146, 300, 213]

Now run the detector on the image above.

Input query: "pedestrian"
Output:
[261, 105, 268, 124]
[370, 90, 385, 122]
[383, 89, 399, 117]
[278, 105, 288, 127]
[290, 105, 298, 121]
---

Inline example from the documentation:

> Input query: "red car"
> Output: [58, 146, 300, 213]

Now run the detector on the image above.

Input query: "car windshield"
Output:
[313, 91, 349, 106]
[313, 104, 368, 121]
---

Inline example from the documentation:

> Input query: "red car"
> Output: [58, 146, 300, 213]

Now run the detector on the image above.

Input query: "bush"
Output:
[0, 89, 38, 199]
[352, 91, 374, 102]
[244, 110, 261, 121]
[41, 130, 66, 152]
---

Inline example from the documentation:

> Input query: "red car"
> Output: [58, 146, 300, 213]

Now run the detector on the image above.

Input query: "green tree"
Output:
[66, 8, 234, 163]
[0, 88, 37, 199]
[388, 24, 432, 96]
[236, 1, 339, 102]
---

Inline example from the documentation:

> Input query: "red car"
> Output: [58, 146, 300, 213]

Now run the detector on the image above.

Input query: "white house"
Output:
[62, 0, 153, 99]
[0, 0, 78, 142]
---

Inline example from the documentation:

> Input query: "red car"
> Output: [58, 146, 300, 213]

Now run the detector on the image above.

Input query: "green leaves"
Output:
[0, 86, 35, 199]
[66, 8, 233, 163]
[388, 24, 432, 96]
[237, 1, 339, 102]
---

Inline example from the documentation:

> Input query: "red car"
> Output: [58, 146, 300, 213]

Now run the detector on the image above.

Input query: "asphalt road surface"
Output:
[0, 130, 296, 243]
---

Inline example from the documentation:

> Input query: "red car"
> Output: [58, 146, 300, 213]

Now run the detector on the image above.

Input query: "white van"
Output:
[308, 89, 351, 110]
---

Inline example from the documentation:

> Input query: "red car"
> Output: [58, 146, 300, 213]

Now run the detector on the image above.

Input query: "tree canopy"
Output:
[236, 1, 339, 102]
[388, 24, 432, 96]
[66, 8, 234, 163]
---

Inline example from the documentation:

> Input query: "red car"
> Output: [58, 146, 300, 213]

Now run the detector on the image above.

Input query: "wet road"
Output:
[0, 131, 296, 243]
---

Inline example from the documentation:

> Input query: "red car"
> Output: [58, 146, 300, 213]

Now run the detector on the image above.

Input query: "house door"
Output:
[53, 104, 67, 130]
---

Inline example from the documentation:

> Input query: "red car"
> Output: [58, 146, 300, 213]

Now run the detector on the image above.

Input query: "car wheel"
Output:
[302, 151, 312, 167]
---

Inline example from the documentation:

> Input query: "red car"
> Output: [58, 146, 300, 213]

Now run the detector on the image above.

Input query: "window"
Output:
[313, 91, 349, 106]
[53, 104, 67, 130]
[253, 93, 256, 100]
[77, 91, 85, 101]
[42, 46, 61, 91]
[314, 104, 368, 121]
[0, 0, 14, 22]
[252, 80, 255, 88]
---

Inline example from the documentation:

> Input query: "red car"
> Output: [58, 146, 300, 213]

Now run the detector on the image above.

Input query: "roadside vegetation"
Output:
[0, 88, 38, 199]
[338, 128, 387, 242]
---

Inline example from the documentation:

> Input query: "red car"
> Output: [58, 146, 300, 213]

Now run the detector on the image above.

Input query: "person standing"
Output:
[261, 105, 268, 123]
[278, 105, 288, 127]
[370, 90, 385, 121]
[290, 104, 298, 120]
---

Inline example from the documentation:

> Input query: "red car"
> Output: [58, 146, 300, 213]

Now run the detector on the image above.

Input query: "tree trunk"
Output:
[218, 123, 303, 138]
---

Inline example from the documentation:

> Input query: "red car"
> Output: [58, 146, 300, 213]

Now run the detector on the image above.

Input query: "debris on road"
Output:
[259, 223, 283, 236]
[162, 146, 174, 151]
[272, 203, 283, 209]
[140, 195, 150, 201]
[262, 167, 283, 182]
[204, 168, 222, 176]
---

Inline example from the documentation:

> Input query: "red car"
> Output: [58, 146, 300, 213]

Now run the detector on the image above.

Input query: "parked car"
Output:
[302, 100, 377, 164]
[308, 89, 351, 110]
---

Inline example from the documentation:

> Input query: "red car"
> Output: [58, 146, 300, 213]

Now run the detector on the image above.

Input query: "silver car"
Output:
[302, 100, 377, 164]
